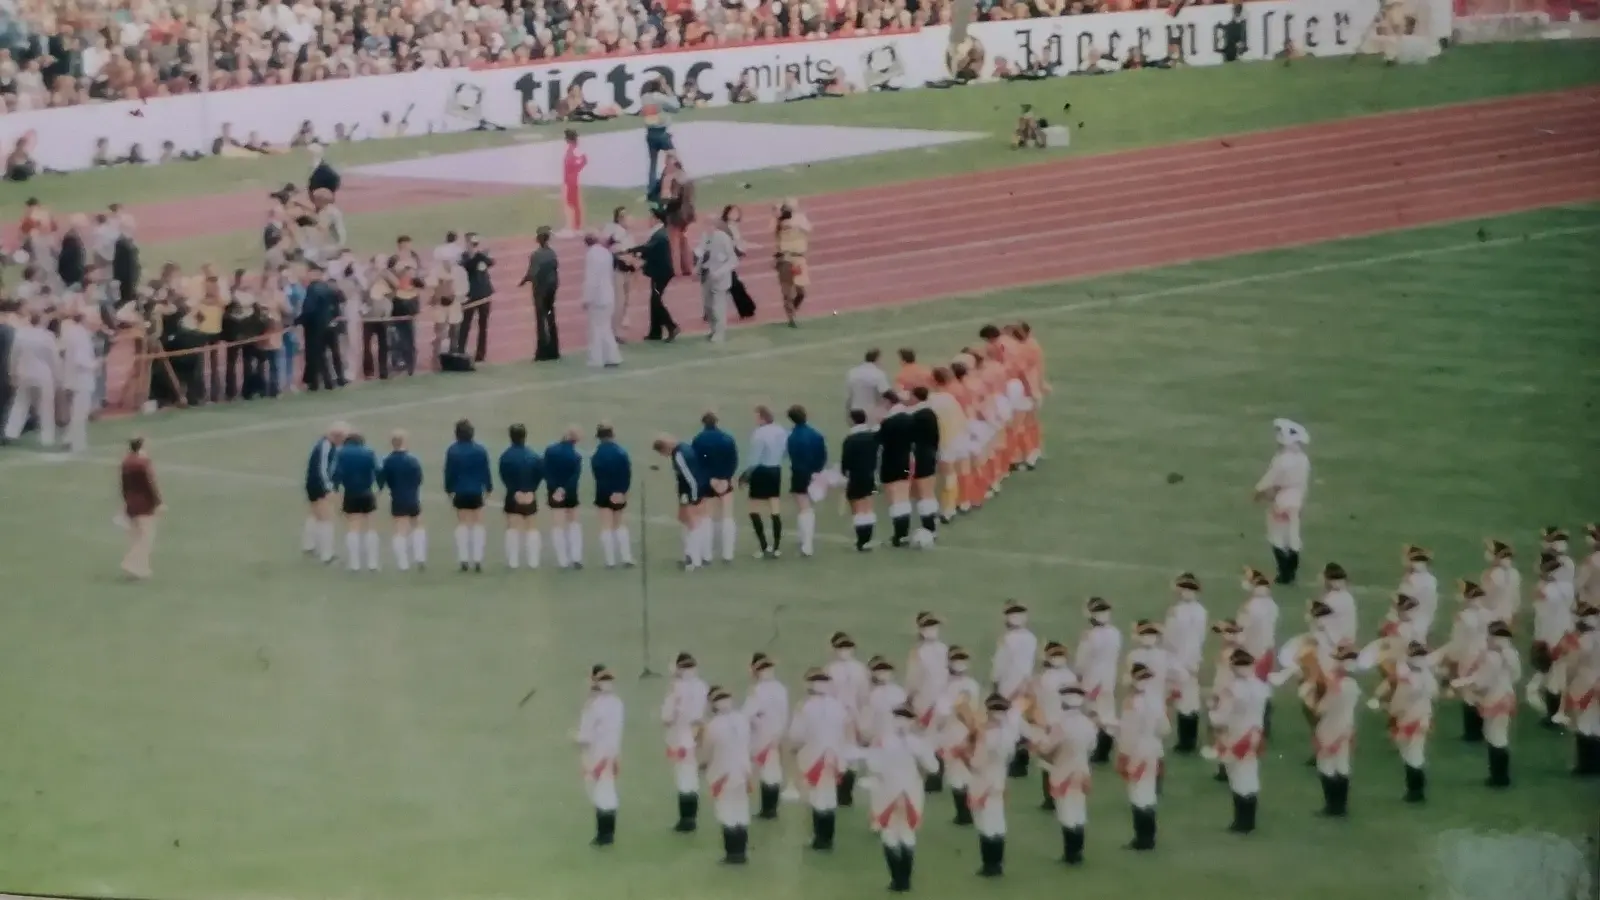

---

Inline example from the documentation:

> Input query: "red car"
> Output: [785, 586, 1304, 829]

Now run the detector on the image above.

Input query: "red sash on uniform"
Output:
[803, 756, 833, 788]
[1048, 772, 1090, 799]
[1388, 718, 1427, 742]
[588, 758, 618, 780]
[1313, 733, 1352, 759]
[1253, 655, 1274, 680]
[967, 786, 1004, 811]
[918, 707, 935, 729]
[666, 747, 689, 762]
[1379, 620, 1399, 638]
[710, 776, 728, 798]
[754, 744, 775, 767]
[1115, 753, 1148, 782]
[1480, 696, 1516, 719]
[1225, 728, 1264, 762]
[875, 795, 921, 830]
[1566, 688, 1597, 713]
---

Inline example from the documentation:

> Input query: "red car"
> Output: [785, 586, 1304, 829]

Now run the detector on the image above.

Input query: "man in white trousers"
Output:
[698, 221, 738, 343]
[3, 311, 59, 448]
[59, 306, 99, 454]
[583, 233, 622, 368]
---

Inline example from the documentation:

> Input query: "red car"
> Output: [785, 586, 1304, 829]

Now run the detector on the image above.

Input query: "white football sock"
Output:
[798, 509, 816, 553]
[393, 534, 411, 570]
[302, 516, 318, 552]
[505, 531, 521, 568]
[600, 529, 617, 567]
[364, 532, 380, 570]
[345, 531, 362, 571]
[454, 525, 470, 564]
[470, 525, 487, 563]
[567, 522, 583, 565]
[317, 522, 336, 562]
[721, 516, 737, 561]
[551, 526, 570, 568]
[681, 524, 697, 565]
[615, 526, 633, 564]
[696, 518, 715, 564]
[411, 529, 427, 566]
[524, 530, 542, 568]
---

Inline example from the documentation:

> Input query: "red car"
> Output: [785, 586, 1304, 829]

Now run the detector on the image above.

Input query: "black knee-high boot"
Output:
[1542, 691, 1563, 726]
[758, 783, 780, 819]
[1228, 792, 1253, 833]
[1263, 700, 1274, 739]
[809, 809, 834, 850]
[1578, 735, 1600, 777]
[721, 825, 748, 864]
[977, 835, 1004, 876]
[924, 758, 944, 793]
[952, 788, 973, 825]
[1061, 825, 1085, 864]
[674, 793, 698, 832]
[1091, 730, 1114, 764]
[1009, 741, 1030, 778]
[592, 809, 616, 846]
[1462, 704, 1484, 742]
[838, 770, 856, 807]
[883, 844, 901, 891]
[1332, 775, 1350, 816]
[1175, 713, 1199, 754]
[1286, 549, 1301, 583]
[1404, 765, 1426, 803]
[1486, 745, 1511, 787]
[1317, 773, 1340, 815]
[1126, 806, 1156, 850]
[1272, 546, 1292, 585]
[1040, 771, 1055, 810]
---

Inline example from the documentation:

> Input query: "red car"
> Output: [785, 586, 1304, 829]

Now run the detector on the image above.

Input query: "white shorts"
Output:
[1006, 379, 1033, 413]
[939, 437, 971, 463]
[969, 420, 995, 449]
[993, 395, 1013, 424]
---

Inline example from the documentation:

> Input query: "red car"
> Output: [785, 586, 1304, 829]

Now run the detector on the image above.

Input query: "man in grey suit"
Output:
[698, 223, 738, 344]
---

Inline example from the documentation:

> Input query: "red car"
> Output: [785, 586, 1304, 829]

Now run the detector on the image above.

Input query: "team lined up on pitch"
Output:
[291, 323, 1049, 572]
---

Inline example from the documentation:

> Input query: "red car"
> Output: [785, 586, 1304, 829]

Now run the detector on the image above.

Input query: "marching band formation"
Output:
[573, 417, 1600, 891]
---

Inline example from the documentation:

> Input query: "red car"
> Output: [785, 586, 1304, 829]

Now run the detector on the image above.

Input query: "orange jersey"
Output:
[895, 363, 934, 395]
[1018, 337, 1044, 395]
[947, 378, 976, 416]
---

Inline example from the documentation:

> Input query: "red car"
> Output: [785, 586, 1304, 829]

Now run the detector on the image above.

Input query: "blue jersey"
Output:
[692, 425, 739, 483]
[591, 439, 632, 497]
[334, 442, 378, 495]
[498, 445, 544, 496]
[443, 440, 493, 497]
[670, 445, 702, 502]
[787, 423, 828, 476]
[543, 439, 583, 495]
[306, 436, 339, 493]
[378, 450, 423, 508]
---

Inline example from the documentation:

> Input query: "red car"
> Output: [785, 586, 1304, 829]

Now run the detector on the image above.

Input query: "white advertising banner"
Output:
[0, 0, 1378, 175]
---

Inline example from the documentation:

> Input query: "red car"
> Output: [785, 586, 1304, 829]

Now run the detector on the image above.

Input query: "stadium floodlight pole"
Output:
[638, 464, 659, 679]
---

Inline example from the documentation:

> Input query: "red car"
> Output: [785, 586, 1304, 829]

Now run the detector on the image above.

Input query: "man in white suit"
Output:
[697, 221, 738, 343]
[583, 233, 622, 368]
[3, 311, 59, 448]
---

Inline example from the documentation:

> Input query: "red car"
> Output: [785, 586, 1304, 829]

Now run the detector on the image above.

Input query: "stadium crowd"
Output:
[0, 0, 1243, 109]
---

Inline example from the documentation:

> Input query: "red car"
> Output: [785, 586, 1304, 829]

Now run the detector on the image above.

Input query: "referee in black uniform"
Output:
[839, 408, 880, 551]
[908, 385, 942, 544]
[876, 391, 916, 547]
[740, 405, 789, 558]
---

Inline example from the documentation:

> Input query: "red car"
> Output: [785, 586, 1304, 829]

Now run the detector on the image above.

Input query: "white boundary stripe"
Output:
[1, 222, 1593, 474]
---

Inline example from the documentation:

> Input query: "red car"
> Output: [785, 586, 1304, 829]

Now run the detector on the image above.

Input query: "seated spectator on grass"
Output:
[729, 72, 759, 104]
[781, 70, 816, 103]
[560, 83, 616, 122]
[1149, 39, 1186, 69]
[679, 74, 713, 108]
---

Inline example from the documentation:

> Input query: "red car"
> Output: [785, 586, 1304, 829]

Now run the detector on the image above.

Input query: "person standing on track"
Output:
[118, 436, 163, 580]
[561, 129, 588, 237]
[521, 227, 562, 362]
[774, 197, 812, 327]
[601, 207, 636, 342]
[583, 232, 623, 368]
[629, 209, 680, 343]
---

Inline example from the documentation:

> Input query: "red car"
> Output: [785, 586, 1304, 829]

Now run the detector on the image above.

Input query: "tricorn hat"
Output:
[1403, 544, 1432, 564]
[1244, 566, 1271, 588]
[1174, 572, 1201, 592]
[675, 652, 697, 669]
[1323, 562, 1347, 582]
[830, 631, 856, 649]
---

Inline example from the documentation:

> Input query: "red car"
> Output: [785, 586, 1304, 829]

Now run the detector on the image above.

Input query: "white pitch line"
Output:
[1, 222, 1593, 475]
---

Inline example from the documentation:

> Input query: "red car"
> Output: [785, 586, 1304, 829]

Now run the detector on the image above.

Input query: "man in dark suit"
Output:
[520, 226, 561, 361]
[630, 208, 679, 342]
[457, 232, 495, 362]
[0, 300, 15, 433]
[111, 218, 141, 309]
[57, 216, 87, 288]
[296, 263, 344, 391]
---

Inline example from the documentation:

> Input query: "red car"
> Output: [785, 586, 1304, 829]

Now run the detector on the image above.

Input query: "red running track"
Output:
[101, 89, 1600, 402]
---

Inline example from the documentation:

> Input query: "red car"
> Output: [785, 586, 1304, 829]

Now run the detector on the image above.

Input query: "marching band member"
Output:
[1578, 525, 1600, 607]
[906, 612, 950, 783]
[1454, 620, 1520, 788]
[969, 694, 1018, 877]
[1032, 642, 1078, 808]
[575, 664, 624, 846]
[877, 391, 918, 548]
[855, 702, 939, 893]
[1208, 647, 1269, 834]
[907, 386, 942, 545]
[1543, 526, 1577, 586]
[1207, 619, 1246, 782]
[443, 418, 493, 572]
[653, 434, 709, 570]
[1398, 545, 1440, 637]
[1269, 600, 1338, 746]
[927, 368, 969, 523]
[662, 652, 708, 833]
[591, 423, 634, 568]
[702, 686, 753, 864]
[302, 422, 348, 564]
[1238, 567, 1281, 733]
[1165, 573, 1208, 754]
[861, 656, 909, 750]
[745, 652, 790, 820]
[1313, 643, 1361, 817]
[1529, 553, 1576, 724]
[1320, 562, 1358, 647]
[1253, 418, 1311, 585]
[691, 412, 740, 563]
[1565, 604, 1599, 776]
[498, 424, 545, 570]
[1118, 663, 1169, 851]
[333, 431, 380, 572]
[1433, 580, 1491, 742]
[991, 601, 1039, 777]
[825, 632, 869, 805]
[1482, 539, 1522, 625]
[1124, 620, 1171, 699]
[935, 646, 983, 825]
[1388, 641, 1438, 803]
[1024, 684, 1097, 863]
[789, 668, 849, 850]
[1364, 593, 1426, 712]
[543, 427, 585, 569]
[784, 405, 828, 558]
[377, 430, 425, 571]
[1078, 597, 1122, 763]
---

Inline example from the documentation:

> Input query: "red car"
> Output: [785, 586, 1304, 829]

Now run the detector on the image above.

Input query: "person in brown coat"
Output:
[118, 436, 163, 579]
